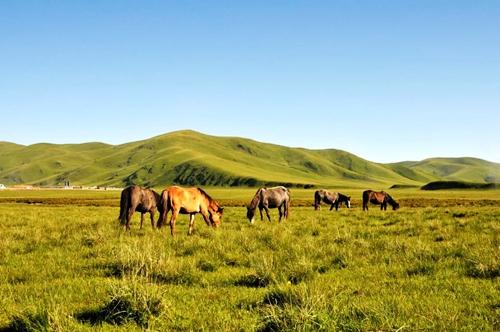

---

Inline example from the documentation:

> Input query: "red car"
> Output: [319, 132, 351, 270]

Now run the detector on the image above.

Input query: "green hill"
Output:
[1, 130, 499, 188]
[392, 157, 500, 184]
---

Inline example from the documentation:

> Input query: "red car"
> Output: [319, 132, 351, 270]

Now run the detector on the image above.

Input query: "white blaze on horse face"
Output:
[347, 201, 351, 208]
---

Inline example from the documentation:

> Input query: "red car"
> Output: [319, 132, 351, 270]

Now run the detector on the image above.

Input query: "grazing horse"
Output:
[118, 185, 163, 230]
[314, 189, 351, 211]
[362, 190, 400, 211]
[157, 186, 224, 236]
[247, 186, 290, 223]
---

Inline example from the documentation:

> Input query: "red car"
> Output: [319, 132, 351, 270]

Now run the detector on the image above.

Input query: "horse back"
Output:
[164, 186, 207, 213]
[368, 190, 386, 204]
[262, 186, 289, 207]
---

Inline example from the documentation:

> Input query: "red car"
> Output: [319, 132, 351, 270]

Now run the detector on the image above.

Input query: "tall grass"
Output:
[0, 189, 498, 330]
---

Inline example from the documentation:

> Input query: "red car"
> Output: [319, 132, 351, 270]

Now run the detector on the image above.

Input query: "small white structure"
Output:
[0, 184, 6, 190]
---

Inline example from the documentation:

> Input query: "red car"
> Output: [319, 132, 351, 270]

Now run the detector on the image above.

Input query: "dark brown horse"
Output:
[247, 186, 290, 223]
[157, 186, 224, 236]
[362, 190, 399, 211]
[118, 185, 163, 230]
[314, 189, 351, 211]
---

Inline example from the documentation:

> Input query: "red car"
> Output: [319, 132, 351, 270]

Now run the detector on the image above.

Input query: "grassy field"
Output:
[0, 189, 498, 331]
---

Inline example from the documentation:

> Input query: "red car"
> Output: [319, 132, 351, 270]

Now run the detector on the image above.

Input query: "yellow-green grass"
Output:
[1, 188, 499, 208]
[0, 189, 498, 330]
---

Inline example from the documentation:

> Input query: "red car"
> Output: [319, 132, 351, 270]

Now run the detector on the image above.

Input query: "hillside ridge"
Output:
[1, 130, 498, 188]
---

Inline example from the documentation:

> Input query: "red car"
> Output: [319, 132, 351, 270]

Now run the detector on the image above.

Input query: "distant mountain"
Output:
[1, 130, 499, 188]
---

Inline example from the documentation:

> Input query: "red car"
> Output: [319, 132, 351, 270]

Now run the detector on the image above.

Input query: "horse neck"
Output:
[208, 197, 220, 211]
[338, 193, 347, 201]
[198, 189, 217, 210]
[249, 190, 262, 209]
[386, 194, 396, 206]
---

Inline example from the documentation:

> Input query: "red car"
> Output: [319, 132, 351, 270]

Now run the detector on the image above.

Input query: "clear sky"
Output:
[1, 1, 499, 163]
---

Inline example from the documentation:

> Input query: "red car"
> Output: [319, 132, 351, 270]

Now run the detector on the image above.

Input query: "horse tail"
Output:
[362, 190, 369, 211]
[314, 190, 320, 210]
[158, 189, 170, 228]
[118, 188, 129, 225]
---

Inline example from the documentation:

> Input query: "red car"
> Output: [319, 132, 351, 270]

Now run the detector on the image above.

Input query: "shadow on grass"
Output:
[464, 260, 499, 279]
[100, 262, 200, 285]
[76, 294, 163, 328]
[234, 273, 271, 288]
[0, 312, 49, 332]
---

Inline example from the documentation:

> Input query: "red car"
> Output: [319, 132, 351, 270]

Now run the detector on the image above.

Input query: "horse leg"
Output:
[157, 204, 170, 229]
[278, 205, 283, 222]
[264, 205, 272, 222]
[259, 207, 264, 221]
[126, 208, 134, 231]
[188, 214, 195, 235]
[150, 210, 155, 229]
[329, 203, 334, 211]
[170, 210, 179, 236]
[140, 213, 145, 229]
[285, 198, 290, 220]
[335, 201, 339, 211]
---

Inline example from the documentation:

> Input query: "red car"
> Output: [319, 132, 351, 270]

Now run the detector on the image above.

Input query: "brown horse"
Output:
[118, 185, 163, 230]
[362, 190, 399, 211]
[157, 186, 224, 236]
[314, 189, 351, 211]
[247, 186, 290, 223]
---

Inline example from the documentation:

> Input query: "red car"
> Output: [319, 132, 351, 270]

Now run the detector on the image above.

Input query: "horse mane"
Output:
[196, 187, 214, 201]
[338, 192, 348, 200]
[198, 187, 222, 208]
[385, 193, 397, 205]
[248, 188, 263, 209]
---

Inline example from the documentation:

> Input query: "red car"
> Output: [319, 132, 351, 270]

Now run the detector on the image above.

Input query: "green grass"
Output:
[2, 130, 499, 188]
[0, 189, 498, 330]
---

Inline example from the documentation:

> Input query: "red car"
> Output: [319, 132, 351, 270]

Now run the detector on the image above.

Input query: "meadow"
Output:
[0, 189, 498, 331]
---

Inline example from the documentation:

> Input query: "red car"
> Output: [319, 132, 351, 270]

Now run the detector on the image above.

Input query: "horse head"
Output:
[209, 204, 224, 227]
[246, 205, 256, 223]
[346, 196, 351, 208]
[387, 195, 400, 210]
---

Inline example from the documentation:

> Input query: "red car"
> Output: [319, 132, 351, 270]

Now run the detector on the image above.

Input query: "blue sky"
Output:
[1, 1, 499, 163]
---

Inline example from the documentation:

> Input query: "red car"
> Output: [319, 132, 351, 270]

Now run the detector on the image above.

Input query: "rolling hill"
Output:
[1, 130, 499, 188]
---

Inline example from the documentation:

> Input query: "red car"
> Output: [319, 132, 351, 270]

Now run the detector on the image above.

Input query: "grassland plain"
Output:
[0, 189, 498, 331]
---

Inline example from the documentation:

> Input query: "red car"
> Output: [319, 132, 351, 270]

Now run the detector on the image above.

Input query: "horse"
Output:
[314, 189, 351, 211]
[362, 190, 400, 211]
[157, 186, 224, 236]
[247, 186, 290, 223]
[118, 185, 163, 230]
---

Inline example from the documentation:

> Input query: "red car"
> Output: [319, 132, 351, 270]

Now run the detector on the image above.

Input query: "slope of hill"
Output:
[392, 158, 500, 184]
[1, 130, 499, 188]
